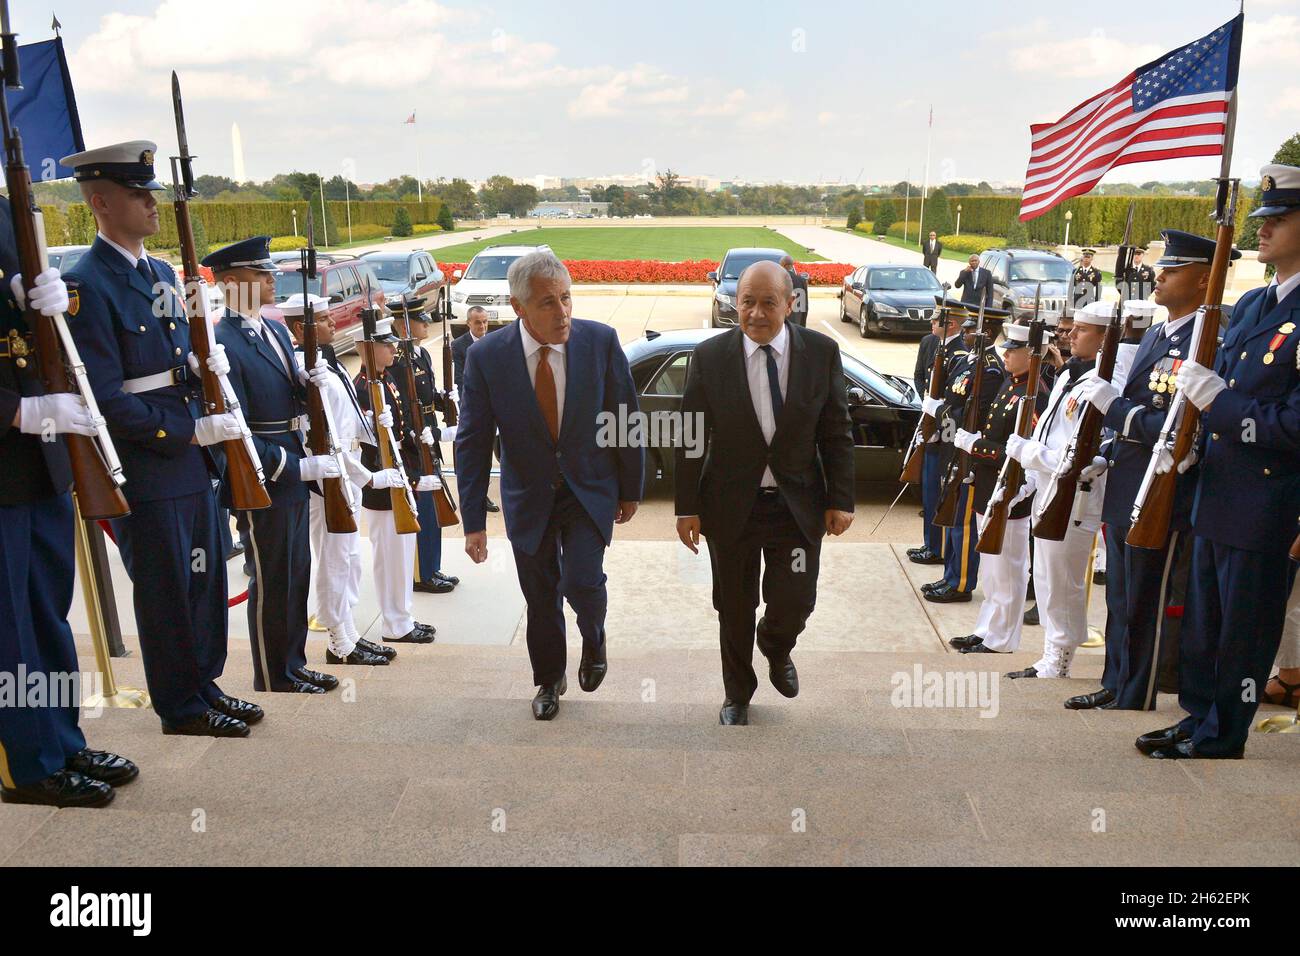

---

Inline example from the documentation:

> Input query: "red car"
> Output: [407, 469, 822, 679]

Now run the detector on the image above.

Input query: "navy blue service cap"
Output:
[386, 296, 432, 321]
[201, 236, 277, 273]
[60, 140, 164, 190]
[960, 304, 1012, 329]
[1155, 229, 1241, 269]
[1250, 164, 1300, 219]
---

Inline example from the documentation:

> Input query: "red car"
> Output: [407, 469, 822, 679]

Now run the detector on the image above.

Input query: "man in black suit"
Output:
[922, 231, 943, 272]
[675, 261, 855, 726]
[955, 255, 993, 306]
[779, 255, 809, 327]
[450, 306, 499, 512]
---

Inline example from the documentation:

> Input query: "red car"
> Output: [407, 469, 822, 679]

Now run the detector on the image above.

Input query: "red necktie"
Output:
[535, 346, 559, 441]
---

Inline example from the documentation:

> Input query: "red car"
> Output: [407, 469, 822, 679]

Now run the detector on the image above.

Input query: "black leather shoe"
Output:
[921, 579, 947, 593]
[356, 637, 396, 660]
[162, 709, 251, 737]
[66, 748, 139, 787]
[1135, 724, 1191, 756]
[242, 562, 254, 578]
[386, 628, 434, 644]
[1023, 603, 1039, 625]
[1064, 688, 1115, 710]
[962, 643, 1004, 654]
[719, 699, 750, 725]
[485, 497, 500, 513]
[1006, 666, 1038, 680]
[532, 676, 567, 720]
[289, 680, 326, 694]
[1150, 740, 1243, 760]
[767, 655, 799, 698]
[433, 570, 460, 586]
[326, 646, 389, 666]
[949, 634, 982, 650]
[925, 584, 972, 604]
[1, 770, 114, 808]
[212, 695, 264, 725]
[413, 579, 455, 594]
[415, 622, 437, 637]
[908, 548, 944, 565]
[578, 643, 607, 692]
[295, 667, 339, 691]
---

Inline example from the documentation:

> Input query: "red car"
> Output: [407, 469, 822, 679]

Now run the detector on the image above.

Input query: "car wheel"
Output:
[711, 302, 721, 328]
[859, 307, 877, 339]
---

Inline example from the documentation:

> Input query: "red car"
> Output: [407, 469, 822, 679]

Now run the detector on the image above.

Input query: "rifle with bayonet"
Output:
[1114, 200, 1137, 300]
[1127, 177, 1241, 551]
[0, 6, 129, 519]
[934, 301, 988, 528]
[358, 284, 419, 533]
[439, 282, 458, 427]
[395, 296, 459, 528]
[171, 71, 271, 511]
[1033, 300, 1123, 541]
[299, 209, 356, 533]
[976, 297, 1047, 555]
[899, 298, 953, 484]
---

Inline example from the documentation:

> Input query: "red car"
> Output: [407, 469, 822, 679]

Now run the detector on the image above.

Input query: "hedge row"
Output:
[938, 233, 1007, 255]
[887, 221, 922, 239]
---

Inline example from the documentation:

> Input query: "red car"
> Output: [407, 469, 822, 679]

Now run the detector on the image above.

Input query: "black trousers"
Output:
[706, 490, 820, 705]
[243, 500, 311, 692]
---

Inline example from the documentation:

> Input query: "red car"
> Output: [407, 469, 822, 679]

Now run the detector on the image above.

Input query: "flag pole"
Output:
[903, 168, 911, 244]
[917, 105, 932, 249]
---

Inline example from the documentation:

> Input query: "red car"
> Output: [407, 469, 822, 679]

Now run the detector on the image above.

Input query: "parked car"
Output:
[448, 244, 551, 335]
[269, 250, 356, 267]
[48, 245, 91, 272]
[707, 247, 792, 327]
[358, 249, 444, 303]
[979, 248, 1072, 321]
[273, 258, 386, 352]
[625, 328, 920, 490]
[839, 264, 948, 339]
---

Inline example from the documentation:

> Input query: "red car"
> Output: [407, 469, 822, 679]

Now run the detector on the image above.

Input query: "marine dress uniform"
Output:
[1074, 252, 1103, 307]
[907, 314, 964, 567]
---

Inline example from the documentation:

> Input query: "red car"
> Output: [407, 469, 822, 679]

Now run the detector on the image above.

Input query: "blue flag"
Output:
[10, 38, 84, 182]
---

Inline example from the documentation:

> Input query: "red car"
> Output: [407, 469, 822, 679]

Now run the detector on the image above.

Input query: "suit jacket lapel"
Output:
[506, 322, 555, 445]
[557, 322, 586, 441]
[728, 328, 766, 444]
[239, 313, 292, 380]
[92, 238, 157, 304]
[773, 323, 806, 440]
[1237, 285, 1300, 346]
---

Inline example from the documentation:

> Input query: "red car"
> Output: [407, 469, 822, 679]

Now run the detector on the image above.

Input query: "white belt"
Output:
[122, 366, 186, 394]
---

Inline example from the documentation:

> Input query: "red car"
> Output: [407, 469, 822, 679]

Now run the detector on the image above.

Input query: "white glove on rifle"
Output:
[1154, 446, 1198, 476]
[194, 413, 243, 446]
[1080, 455, 1108, 481]
[307, 358, 332, 389]
[369, 468, 405, 490]
[921, 395, 943, 418]
[18, 393, 97, 436]
[1012, 436, 1060, 474]
[1176, 361, 1227, 411]
[299, 455, 341, 482]
[369, 407, 394, 430]
[420, 425, 436, 447]
[1005, 433, 1029, 463]
[416, 474, 441, 492]
[1010, 473, 1037, 509]
[1078, 377, 1120, 415]
[342, 453, 372, 488]
[11, 269, 69, 317]
[438, 424, 457, 444]
[954, 429, 980, 454]
[187, 343, 230, 378]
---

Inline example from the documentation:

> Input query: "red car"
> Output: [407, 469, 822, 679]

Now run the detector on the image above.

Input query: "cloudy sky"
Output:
[16, 0, 1300, 187]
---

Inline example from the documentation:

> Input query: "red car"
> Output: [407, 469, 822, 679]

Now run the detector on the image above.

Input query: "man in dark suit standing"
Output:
[675, 261, 855, 726]
[922, 231, 943, 272]
[451, 306, 499, 513]
[779, 255, 809, 327]
[955, 254, 993, 306]
[456, 251, 643, 721]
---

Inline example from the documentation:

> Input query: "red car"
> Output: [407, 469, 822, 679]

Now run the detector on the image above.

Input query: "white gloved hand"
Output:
[420, 425, 436, 447]
[1078, 377, 1120, 415]
[1005, 433, 1029, 463]
[1018, 439, 1060, 475]
[194, 413, 243, 446]
[306, 358, 332, 389]
[1154, 446, 1198, 476]
[11, 269, 69, 317]
[18, 393, 97, 436]
[376, 407, 394, 430]
[1010, 473, 1037, 509]
[188, 343, 230, 378]
[921, 395, 943, 418]
[1080, 455, 1108, 481]
[416, 474, 441, 492]
[1176, 361, 1227, 411]
[438, 424, 457, 444]
[369, 468, 404, 490]
[299, 455, 342, 482]
[954, 429, 980, 454]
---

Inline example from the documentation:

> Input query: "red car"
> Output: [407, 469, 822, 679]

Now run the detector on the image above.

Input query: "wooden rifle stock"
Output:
[934, 329, 988, 528]
[301, 302, 356, 534]
[398, 334, 459, 528]
[439, 285, 458, 427]
[899, 336, 945, 484]
[360, 339, 420, 534]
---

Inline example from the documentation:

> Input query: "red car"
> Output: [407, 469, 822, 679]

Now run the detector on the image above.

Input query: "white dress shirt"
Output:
[97, 231, 148, 268]
[519, 320, 567, 428]
[742, 324, 790, 488]
[1268, 270, 1300, 308]
[239, 311, 292, 378]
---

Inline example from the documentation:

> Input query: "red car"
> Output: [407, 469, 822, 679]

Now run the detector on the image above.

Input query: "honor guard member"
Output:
[923, 304, 1007, 603]
[950, 319, 1052, 654]
[204, 237, 341, 694]
[1138, 164, 1300, 759]
[63, 142, 257, 737]
[1118, 248, 1156, 301]
[354, 315, 437, 645]
[387, 296, 458, 594]
[1074, 249, 1103, 306]
[282, 293, 393, 667]
[907, 301, 964, 567]
[0, 208, 139, 807]
[1004, 300, 1112, 679]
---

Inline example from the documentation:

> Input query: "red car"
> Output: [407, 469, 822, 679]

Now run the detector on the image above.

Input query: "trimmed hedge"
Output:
[269, 236, 307, 252]
[938, 233, 1007, 255]
[886, 220, 921, 239]
[853, 222, 875, 235]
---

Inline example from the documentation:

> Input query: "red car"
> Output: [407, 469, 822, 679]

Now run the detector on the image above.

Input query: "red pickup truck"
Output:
[273, 257, 387, 353]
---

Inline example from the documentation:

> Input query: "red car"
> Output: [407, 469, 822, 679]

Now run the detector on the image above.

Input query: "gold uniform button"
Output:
[1265, 468, 1272, 476]
[1240, 351, 1248, 360]
[1229, 379, 1236, 387]
[155, 429, 167, 439]
[1211, 433, 1220, 441]
[138, 325, 146, 332]
[169, 322, 177, 330]
[174, 347, 182, 356]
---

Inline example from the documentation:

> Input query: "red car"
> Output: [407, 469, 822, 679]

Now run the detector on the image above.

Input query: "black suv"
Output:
[978, 249, 1073, 321]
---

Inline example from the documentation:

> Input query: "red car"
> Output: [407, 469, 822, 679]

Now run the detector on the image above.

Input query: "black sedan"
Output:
[625, 327, 920, 490]
[839, 264, 946, 338]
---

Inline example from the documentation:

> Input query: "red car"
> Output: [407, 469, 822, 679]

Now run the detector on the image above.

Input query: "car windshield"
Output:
[1009, 258, 1070, 282]
[840, 352, 910, 404]
[366, 259, 409, 282]
[464, 254, 522, 281]
[274, 271, 319, 301]
[721, 254, 781, 280]
[868, 267, 942, 292]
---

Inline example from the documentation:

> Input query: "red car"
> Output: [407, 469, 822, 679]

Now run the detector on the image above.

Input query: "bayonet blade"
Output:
[1121, 200, 1135, 248]
[171, 71, 195, 198]
[305, 206, 317, 279]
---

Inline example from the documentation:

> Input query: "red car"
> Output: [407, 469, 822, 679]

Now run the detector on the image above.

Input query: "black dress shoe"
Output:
[1, 770, 114, 808]
[532, 676, 567, 720]
[413, 579, 455, 594]
[242, 562, 254, 578]
[65, 748, 139, 787]
[1023, 603, 1040, 626]
[908, 548, 944, 565]
[767, 655, 799, 698]
[1135, 724, 1191, 756]
[719, 699, 750, 725]
[212, 695, 264, 725]
[1148, 739, 1244, 760]
[578, 643, 608, 692]
[356, 637, 397, 660]
[433, 570, 460, 586]
[162, 709, 251, 737]
[1064, 688, 1115, 710]
[949, 634, 983, 650]
[295, 667, 339, 691]
[415, 621, 437, 637]
[1005, 666, 1038, 680]
[921, 579, 947, 593]
[385, 628, 434, 644]
[906, 545, 926, 558]
[326, 646, 389, 665]
[925, 584, 972, 604]
[289, 680, 326, 694]
[484, 497, 500, 513]
[962, 643, 1004, 654]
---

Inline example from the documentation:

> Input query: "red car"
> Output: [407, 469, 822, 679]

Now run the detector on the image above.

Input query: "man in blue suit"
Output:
[455, 250, 643, 720]
[206, 237, 343, 694]
[1137, 165, 1300, 759]
[64, 141, 258, 738]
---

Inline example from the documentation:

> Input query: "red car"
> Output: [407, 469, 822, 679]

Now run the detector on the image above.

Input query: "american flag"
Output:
[1019, 14, 1242, 221]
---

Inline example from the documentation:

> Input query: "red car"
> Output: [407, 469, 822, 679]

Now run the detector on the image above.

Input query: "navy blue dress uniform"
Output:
[61, 142, 253, 736]
[1074, 252, 1103, 305]
[1144, 167, 1300, 758]
[907, 328, 947, 564]
[204, 237, 336, 695]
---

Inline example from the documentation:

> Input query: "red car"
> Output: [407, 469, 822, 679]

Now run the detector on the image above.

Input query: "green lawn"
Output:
[428, 226, 825, 263]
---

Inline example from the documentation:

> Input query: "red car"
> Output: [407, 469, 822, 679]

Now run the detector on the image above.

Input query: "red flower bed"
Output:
[437, 260, 854, 286]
